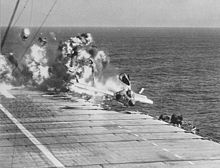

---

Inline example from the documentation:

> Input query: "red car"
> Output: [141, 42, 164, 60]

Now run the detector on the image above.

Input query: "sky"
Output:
[1, 0, 220, 27]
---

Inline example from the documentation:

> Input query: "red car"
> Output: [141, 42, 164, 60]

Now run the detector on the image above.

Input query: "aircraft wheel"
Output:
[115, 93, 121, 100]
[128, 100, 135, 106]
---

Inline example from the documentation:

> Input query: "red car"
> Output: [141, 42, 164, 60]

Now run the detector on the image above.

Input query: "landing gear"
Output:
[115, 90, 135, 106]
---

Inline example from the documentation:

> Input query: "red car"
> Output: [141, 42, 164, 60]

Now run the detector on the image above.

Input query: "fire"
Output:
[23, 44, 49, 85]
[0, 54, 14, 83]
[1, 33, 126, 96]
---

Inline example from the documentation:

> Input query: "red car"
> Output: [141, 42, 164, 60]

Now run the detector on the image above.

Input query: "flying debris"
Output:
[20, 28, 30, 41]
[138, 88, 145, 94]
[38, 37, 47, 46]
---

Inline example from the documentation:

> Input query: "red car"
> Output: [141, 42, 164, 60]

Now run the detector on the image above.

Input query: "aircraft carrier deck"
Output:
[0, 88, 220, 168]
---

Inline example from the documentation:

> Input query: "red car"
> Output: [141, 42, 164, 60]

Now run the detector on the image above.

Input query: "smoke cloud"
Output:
[0, 33, 126, 97]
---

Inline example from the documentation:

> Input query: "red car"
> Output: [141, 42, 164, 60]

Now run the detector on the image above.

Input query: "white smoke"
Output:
[1, 33, 127, 97]
[53, 33, 127, 96]
[23, 44, 49, 85]
[0, 54, 14, 83]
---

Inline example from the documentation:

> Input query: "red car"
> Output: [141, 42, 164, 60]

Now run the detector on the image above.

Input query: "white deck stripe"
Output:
[0, 89, 15, 98]
[162, 148, 169, 152]
[174, 154, 182, 159]
[188, 161, 194, 165]
[151, 142, 158, 146]
[0, 104, 65, 168]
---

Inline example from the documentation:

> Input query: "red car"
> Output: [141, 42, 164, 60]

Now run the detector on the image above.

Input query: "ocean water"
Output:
[1, 27, 220, 142]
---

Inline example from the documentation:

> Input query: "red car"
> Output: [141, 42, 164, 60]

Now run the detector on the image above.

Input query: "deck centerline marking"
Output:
[0, 104, 65, 168]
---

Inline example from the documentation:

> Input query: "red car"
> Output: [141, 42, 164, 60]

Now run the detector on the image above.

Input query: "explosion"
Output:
[0, 54, 14, 83]
[22, 44, 49, 85]
[49, 32, 122, 93]
[1, 32, 154, 106]
[0, 32, 128, 99]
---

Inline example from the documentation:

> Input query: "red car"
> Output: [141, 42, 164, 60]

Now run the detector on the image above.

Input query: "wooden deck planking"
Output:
[1, 88, 220, 168]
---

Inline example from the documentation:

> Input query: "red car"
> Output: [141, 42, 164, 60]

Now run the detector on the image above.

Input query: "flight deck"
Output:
[0, 88, 220, 168]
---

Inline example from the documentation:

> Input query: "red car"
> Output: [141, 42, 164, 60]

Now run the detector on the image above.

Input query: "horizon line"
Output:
[2, 25, 220, 28]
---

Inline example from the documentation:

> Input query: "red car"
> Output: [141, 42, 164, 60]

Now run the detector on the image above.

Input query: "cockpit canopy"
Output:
[119, 73, 130, 86]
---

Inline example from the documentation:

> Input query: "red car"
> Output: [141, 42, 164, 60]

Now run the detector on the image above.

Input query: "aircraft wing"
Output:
[134, 93, 153, 104]
[70, 82, 153, 105]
